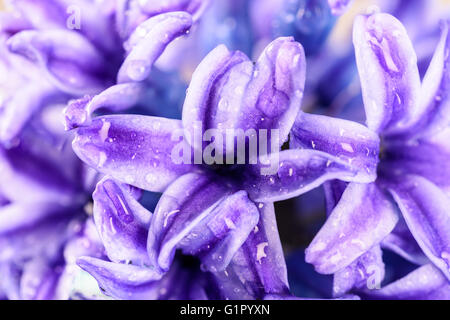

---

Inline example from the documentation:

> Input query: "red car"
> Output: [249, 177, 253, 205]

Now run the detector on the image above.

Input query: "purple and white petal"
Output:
[333, 245, 385, 297]
[387, 175, 450, 280]
[64, 83, 148, 130]
[363, 264, 450, 300]
[72, 114, 195, 193]
[0, 202, 67, 237]
[182, 37, 305, 155]
[182, 44, 252, 153]
[237, 37, 306, 149]
[7, 29, 108, 95]
[353, 13, 421, 135]
[118, 12, 192, 83]
[19, 258, 61, 300]
[306, 182, 398, 274]
[381, 218, 429, 265]
[412, 20, 450, 137]
[0, 146, 79, 204]
[214, 202, 290, 299]
[92, 177, 152, 266]
[148, 172, 259, 273]
[0, 210, 76, 263]
[10, 0, 66, 30]
[11, 0, 117, 53]
[243, 149, 358, 202]
[323, 180, 348, 215]
[381, 129, 450, 193]
[77, 256, 163, 300]
[0, 82, 61, 144]
[138, 0, 210, 22]
[291, 112, 380, 183]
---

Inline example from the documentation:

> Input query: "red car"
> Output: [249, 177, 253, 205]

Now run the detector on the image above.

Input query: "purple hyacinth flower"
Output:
[77, 177, 286, 299]
[67, 37, 373, 198]
[291, 12, 450, 295]
[78, 176, 361, 299]
[68, 36, 378, 299]
[63, 10, 195, 130]
[4, 1, 201, 139]
[0, 124, 102, 299]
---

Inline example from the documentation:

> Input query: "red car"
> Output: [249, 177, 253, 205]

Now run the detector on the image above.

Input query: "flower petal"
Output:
[363, 264, 450, 300]
[412, 21, 450, 137]
[19, 258, 61, 300]
[323, 180, 348, 215]
[71, 114, 195, 192]
[213, 202, 290, 299]
[182, 37, 305, 154]
[11, 0, 117, 53]
[0, 210, 76, 263]
[291, 112, 380, 183]
[117, 12, 192, 83]
[381, 129, 450, 193]
[0, 146, 79, 204]
[10, 0, 66, 29]
[353, 13, 421, 134]
[148, 172, 260, 273]
[181, 44, 252, 151]
[7, 29, 108, 95]
[0, 202, 65, 236]
[306, 182, 398, 274]
[92, 177, 152, 266]
[381, 218, 429, 265]
[77, 256, 163, 300]
[64, 83, 147, 130]
[138, 0, 210, 22]
[237, 37, 306, 148]
[0, 82, 61, 144]
[333, 245, 385, 297]
[243, 149, 358, 202]
[0, 263, 21, 300]
[387, 175, 450, 280]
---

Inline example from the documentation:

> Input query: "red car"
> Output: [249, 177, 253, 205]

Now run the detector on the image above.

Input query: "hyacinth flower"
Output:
[291, 12, 450, 298]
[66, 35, 378, 299]
[4, 1, 207, 138]
[303, 0, 450, 123]
[5, 0, 207, 94]
[64, 11, 194, 129]
[77, 176, 360, 300]
[0, 126, 94, 299]
[0, 33, 65, 145]
[76, 177, 273, 299]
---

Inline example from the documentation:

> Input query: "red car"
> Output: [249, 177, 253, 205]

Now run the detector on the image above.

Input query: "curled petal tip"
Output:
[118, 12, 193, 83]
[64, 96, 92, 130]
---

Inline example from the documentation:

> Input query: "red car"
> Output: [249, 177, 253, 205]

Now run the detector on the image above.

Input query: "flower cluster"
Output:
[0, 0, 449, 300]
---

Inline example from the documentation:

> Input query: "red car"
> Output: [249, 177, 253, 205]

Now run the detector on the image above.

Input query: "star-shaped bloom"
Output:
[77, 176, 287, 299]
[77, 176, 362, 300]
[68, 35, 378, 299]
[292, 12, 450, 296]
